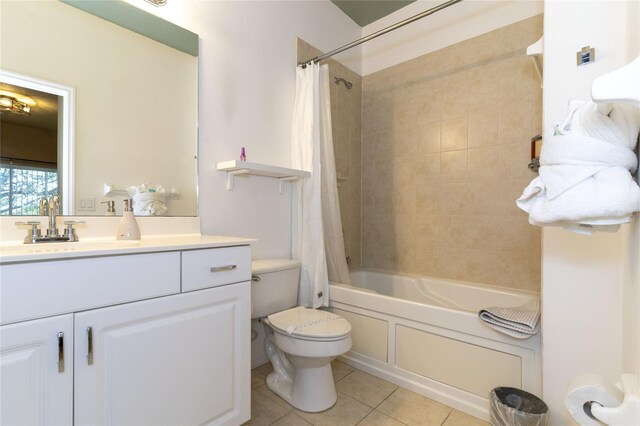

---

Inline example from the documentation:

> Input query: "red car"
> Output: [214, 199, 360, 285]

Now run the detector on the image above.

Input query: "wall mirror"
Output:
[0, 0, 199, 216]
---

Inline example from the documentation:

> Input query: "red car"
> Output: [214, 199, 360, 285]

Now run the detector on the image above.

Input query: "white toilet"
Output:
[252, 259, 352, 412]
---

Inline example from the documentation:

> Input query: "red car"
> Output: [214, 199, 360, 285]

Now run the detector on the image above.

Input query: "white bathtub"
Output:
[329, 269, 541, 421]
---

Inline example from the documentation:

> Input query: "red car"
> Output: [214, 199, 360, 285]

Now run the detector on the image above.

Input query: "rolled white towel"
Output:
[517, 101, 640, 231]
[127, 183, 168, 216]
[479, 299, 540, 339]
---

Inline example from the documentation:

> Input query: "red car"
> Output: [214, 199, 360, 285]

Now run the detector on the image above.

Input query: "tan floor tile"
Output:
[272, 412, 313, 426]
[295, 392, 372, 426]
[252, 363, 273, 388]
[358, 410, 406, 426]
[377, 388, 451, 426]
[332, 359, 355, 382]
[442, 410, 488, 426]
[244, 386, 291, 426]
[255, 384, 296, 411]
[336, 370, 398, 408]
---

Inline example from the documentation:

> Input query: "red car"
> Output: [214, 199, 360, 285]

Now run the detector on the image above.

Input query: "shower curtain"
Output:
[291, 62, 351, 309]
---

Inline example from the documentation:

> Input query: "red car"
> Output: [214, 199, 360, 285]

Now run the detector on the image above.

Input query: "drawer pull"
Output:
[57, 332, 64, 373]
[210, 265, 237, 273]
[87, 326, 94, 365]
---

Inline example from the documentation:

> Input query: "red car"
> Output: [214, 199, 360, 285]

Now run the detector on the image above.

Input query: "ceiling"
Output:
[331, 0, 417, 27]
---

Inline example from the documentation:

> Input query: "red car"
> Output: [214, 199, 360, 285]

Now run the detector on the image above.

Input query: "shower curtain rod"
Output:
[299, 0, 464, 67]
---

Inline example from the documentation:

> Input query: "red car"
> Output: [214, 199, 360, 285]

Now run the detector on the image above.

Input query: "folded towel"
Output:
[479, 299, 540, 339]
[517, 100, 640, 232]
[127, 183, 168, 216]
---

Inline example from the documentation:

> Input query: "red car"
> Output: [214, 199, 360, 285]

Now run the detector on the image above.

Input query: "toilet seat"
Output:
[268, 307, 351, 341]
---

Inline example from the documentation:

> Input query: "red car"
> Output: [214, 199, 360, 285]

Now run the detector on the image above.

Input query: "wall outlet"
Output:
[76, 198, 96, 212]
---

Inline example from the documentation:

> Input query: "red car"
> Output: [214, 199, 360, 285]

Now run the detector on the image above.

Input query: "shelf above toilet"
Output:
[216, 160, 311, 193]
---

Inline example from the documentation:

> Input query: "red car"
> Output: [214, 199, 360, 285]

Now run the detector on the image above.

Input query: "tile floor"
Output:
[245, 361, 489, 426]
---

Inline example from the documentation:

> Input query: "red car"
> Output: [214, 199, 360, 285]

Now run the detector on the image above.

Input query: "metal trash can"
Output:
[490, 387, 549, 426]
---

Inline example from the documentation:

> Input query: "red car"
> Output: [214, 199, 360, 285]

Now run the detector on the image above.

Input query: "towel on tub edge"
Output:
[478, 299, 540, 339]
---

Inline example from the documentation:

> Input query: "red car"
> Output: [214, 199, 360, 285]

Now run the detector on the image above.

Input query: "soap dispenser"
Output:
[102, 200, 116, 216]
[116, 199, 140, 240]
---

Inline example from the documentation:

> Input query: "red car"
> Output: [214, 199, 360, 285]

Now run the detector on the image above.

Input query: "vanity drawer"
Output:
[181, 246, 251, 292]
[0, 252, 180, 325]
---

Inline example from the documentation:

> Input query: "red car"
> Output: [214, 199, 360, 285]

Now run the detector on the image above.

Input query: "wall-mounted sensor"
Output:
[577, 46, 595, 66]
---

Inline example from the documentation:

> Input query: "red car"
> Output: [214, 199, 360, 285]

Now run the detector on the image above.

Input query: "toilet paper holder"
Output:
[566, 373, 639, 425]
[590, 374, 640, 425]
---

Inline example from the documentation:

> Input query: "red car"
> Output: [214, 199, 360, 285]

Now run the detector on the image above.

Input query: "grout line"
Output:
[440, 409, 453, 426]
[268, 410, 290, 426]
[374, 386, 399, 410]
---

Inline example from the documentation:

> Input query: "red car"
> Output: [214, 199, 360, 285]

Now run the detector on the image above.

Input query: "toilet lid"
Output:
[268, 307, 351, 340]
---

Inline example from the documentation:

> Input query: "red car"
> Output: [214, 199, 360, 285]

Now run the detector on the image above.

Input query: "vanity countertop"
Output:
[0, 235, 255, 264]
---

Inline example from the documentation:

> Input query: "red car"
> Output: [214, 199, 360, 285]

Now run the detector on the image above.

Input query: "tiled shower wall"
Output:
[297, 39, 362, 269]
[361, 16, 543, 291]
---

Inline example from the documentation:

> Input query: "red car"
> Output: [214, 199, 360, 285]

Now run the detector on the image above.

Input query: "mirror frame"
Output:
[0, 70, 75, 214]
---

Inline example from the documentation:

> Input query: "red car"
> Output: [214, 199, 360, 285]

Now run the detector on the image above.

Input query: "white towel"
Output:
[127, 183, 168, 216]
[517, 100, 640, 233]
[479, 299, 540, 339]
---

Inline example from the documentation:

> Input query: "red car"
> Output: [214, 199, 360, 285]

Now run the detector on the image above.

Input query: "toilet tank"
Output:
[251, 259, 301, 318]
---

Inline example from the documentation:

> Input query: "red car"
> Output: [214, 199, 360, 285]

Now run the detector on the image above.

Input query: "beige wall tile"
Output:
[418, 94, 442, 123]
[441, 118, 468, 152]
[442, 89, 468, 120]
[416, 154, 440, 183]
[358, 16, 542, 291]
[467, 146, 499, 182]
[498, 100, 533, 145]
[416, 183, 440, 216]
[418, 121, 441, 154]
[468, 109, 498, 148]
[440, 150, 468, 182]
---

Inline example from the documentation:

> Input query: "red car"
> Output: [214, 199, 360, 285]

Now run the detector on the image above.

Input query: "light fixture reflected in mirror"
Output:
[144, 0, 167, 6]
[0, 90, 36, 116]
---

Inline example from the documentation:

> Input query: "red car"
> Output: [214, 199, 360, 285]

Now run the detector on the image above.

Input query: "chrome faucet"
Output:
[47, 194, 61, 238]
[15, 194, 85, 244]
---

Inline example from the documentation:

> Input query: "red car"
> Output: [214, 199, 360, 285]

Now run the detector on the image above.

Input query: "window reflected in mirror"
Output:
[0, 84, 61, 215]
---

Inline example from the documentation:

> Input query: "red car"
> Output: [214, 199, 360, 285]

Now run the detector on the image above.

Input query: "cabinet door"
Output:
[0, 314, 73, 425]
[74, 283, 250, 426]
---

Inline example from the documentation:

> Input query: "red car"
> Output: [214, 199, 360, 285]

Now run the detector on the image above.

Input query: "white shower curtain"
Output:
[291, 62, 350, 309]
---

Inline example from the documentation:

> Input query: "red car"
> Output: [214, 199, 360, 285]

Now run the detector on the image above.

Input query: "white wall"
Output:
[541, 1, 639, 424]
[126, 0, 361, 258]
[623, 0, 640, 378]
[361, 0, 543, 75]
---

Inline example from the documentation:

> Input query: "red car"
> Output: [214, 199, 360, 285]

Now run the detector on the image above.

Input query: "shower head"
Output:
[334, 76, 353, 90]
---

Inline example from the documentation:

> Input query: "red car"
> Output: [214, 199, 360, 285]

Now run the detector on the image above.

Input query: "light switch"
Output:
[77, 198, 95, 212]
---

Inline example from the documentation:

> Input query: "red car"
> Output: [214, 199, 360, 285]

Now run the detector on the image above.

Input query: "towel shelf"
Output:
[103, 183, 180, 198]
[591, 55, 640, 111]
[216, 160, 311, 193]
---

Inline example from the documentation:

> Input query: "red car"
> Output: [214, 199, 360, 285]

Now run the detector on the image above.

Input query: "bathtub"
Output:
[329, 269, 541, 421]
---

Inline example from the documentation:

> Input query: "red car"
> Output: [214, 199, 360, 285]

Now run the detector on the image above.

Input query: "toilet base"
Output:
[262, 320, 342, 412]
[266, 360, 337, 412]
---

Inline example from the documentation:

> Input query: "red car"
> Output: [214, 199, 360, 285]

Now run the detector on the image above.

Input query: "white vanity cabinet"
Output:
[0, 315, 74, 425]
[0, 242, 252, 426]
[74, 283, 249, 425]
